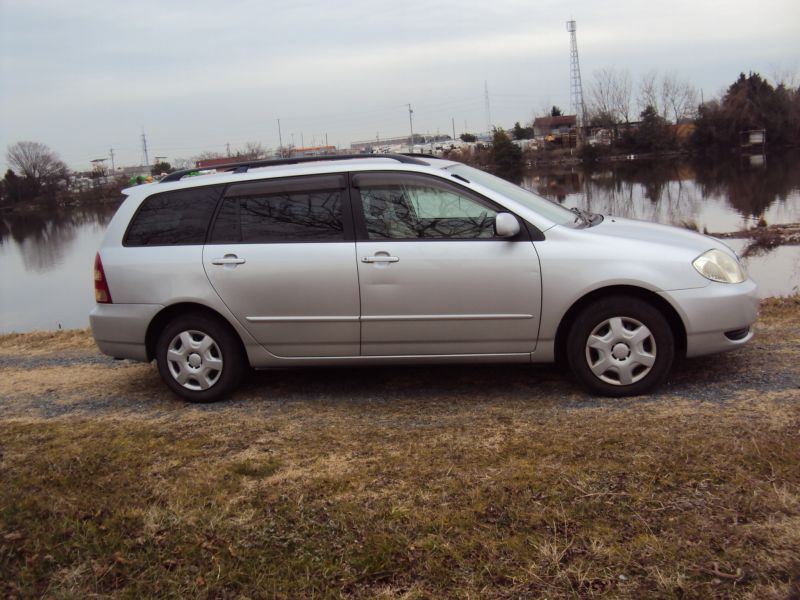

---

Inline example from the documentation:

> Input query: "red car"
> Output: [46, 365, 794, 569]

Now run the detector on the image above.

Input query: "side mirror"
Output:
[495, 212, 520, 238]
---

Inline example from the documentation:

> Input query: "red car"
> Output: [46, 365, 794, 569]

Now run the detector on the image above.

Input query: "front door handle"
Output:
[211, 254, 246, 266]
[362, 255, 399, 263]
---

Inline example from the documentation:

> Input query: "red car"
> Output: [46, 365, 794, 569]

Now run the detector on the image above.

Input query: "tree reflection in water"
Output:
[0, 203, 119, 273]
[518, 151, 800, 233]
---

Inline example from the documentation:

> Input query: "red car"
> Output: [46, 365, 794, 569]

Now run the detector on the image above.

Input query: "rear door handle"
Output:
[211, 255, 246, 265]
[362, 255, 399, 263]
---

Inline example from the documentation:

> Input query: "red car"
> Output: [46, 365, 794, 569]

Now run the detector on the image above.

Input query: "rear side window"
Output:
[124, 185, 222, 246]
[210, 175, 346, 243]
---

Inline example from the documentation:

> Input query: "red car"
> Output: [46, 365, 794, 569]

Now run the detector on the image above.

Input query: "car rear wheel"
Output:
[566, 296, 674, 396]
[156, 314, 245, 403]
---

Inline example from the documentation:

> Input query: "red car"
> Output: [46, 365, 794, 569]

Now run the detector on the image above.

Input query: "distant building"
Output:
[350, 136, 411, 152]
[289, 145, 337, 157]
[195, 157, 238, 169]
[119, 165, 151, 177]
[533, 115, 577, 137]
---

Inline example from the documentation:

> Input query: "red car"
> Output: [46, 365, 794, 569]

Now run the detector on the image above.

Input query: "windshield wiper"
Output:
[570, 207, 600, 227]
[570, 206, 589, 225]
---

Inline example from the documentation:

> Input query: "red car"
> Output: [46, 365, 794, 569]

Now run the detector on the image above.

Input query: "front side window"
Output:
[211, 176, 345, 243]
[359, 179, 498, 240]
[445, 163, 578, 227]
[124, 185, 222, 246]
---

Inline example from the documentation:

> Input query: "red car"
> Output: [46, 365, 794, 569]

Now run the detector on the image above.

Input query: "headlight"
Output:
[692, 249, 746, 283]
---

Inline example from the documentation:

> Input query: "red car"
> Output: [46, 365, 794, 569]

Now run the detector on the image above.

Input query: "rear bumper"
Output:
[90, 303, 163, 362]
[660, 279, 759, 358]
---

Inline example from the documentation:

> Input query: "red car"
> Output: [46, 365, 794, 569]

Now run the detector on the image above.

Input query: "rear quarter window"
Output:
[124, 185, 223, 246]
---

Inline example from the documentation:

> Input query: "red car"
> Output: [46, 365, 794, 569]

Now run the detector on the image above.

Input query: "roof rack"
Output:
[159, 153, 430, 184]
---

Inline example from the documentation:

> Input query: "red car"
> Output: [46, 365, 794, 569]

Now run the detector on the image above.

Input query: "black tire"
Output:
[155, 313, 245, 403]
[566, 296, 674, 397]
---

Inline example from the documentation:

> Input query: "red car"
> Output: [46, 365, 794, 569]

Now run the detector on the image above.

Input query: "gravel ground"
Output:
[1, 298, 798, 420]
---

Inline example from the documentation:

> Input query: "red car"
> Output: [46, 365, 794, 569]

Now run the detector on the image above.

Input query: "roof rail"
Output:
[159, 153, 429, 184]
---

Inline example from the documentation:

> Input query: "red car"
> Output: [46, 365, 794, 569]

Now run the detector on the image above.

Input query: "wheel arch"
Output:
[145, 302, 245, 361]
[554, 285, 687, 365]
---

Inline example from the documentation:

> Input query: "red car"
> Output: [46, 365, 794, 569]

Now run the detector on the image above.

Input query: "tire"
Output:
[566, 296, 674, 397]
[155, 313, 245, 403]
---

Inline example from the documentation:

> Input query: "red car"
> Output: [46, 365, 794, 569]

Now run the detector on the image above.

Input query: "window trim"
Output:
[349, 171, 532, 243]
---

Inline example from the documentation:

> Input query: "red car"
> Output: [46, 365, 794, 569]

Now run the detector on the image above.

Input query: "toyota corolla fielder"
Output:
[90, 154, 758, 402]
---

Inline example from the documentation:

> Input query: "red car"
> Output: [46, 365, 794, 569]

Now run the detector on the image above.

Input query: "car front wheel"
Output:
[156, 314, 245, 403]
[566, 296, 674, 396]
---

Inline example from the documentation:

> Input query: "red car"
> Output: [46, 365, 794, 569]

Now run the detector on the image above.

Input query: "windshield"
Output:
[445, 164, 579, 227]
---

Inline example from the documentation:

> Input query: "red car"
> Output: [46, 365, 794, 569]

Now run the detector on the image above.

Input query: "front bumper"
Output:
[660, 278, 759, 358]
[90, 303, 163, 362]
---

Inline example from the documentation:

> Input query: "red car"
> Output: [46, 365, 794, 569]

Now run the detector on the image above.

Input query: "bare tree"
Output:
[172, 157, 194, 170]
[639, 71, 698, 123]
[638, 69, 664, 118]
[590, 67, 633, 124]
[192, 150, 224, 164]
[662, 72, 698, 123]
[590, 67, 617, 121]
[611, 69, 633, 123]
[236, 141, 270, 159]
[6, 141, 68, 192]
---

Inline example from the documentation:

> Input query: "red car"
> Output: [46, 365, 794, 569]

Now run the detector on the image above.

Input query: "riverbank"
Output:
[712, 222, 800, 244]
[1, 297, 798, 598]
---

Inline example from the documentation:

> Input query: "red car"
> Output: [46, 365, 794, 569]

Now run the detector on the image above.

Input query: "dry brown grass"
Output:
[1, 298, 799, 598]
[0, 328, 95, 356]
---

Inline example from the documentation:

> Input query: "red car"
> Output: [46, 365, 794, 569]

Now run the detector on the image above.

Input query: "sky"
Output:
[1, 0, 798, 172]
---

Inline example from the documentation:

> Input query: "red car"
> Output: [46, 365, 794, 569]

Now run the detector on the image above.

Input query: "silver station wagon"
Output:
[91, 154, 758, 402]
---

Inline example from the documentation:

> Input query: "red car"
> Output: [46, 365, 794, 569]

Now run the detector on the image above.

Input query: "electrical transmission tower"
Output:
[566, 20, 587, 144]
[140, 129, 150, 166]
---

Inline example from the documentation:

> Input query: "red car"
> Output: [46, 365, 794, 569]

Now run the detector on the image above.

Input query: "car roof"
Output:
[124, 154, 459, 195]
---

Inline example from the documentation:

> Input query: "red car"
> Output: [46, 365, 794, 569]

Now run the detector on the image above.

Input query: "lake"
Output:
[1, 154, 798, 333]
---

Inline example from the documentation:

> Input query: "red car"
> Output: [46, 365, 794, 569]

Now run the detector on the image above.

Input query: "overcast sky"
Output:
[1, 0, 797, 171]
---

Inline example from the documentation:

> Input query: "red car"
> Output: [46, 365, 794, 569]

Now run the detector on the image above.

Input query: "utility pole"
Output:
[407, 103, 414, 150]
[452, 117, 456, 141]
[140, 129, 149, 166]
[277, 118, 284, 157]
[325, 132, 328, 147]
[109, 148, 115, 173]
[484, 81, 491, 134]
[301, 133, 304, 148]
[226, 142, 231, 157]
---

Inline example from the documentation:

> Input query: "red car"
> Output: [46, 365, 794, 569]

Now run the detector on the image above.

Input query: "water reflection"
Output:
[0, 203, 118, 273]
[520, 152, 800, 233]
[1, 156, 799, 333]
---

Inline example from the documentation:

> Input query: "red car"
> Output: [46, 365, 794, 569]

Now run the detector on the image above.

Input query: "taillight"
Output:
[94, 253, 113, 303]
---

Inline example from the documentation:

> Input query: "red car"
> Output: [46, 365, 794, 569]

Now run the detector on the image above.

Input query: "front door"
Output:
[352, 172, 542, 356]
[204, 174, 360, 357]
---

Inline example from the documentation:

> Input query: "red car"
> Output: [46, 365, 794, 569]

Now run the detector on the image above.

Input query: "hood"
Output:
[590, 216, 733, 257]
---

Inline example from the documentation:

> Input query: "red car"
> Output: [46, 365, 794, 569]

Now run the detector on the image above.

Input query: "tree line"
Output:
[3, 70, 798, 202]
[582, 69, 800, 156]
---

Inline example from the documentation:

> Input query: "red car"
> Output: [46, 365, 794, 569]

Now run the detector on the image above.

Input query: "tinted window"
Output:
[211, 179, 344, 243]
[360, 182, 497, 240]
[125, 186, 222, 246]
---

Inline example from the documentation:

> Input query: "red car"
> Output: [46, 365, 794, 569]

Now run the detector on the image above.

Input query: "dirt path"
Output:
[1, 298, 798, 419]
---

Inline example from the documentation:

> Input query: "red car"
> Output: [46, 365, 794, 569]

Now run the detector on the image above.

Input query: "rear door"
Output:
[203, 174, 360, 357]
[352, 172, 542, 356]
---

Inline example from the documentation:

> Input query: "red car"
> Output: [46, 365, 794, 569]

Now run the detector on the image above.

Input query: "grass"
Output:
[1, 298, 799, 598]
